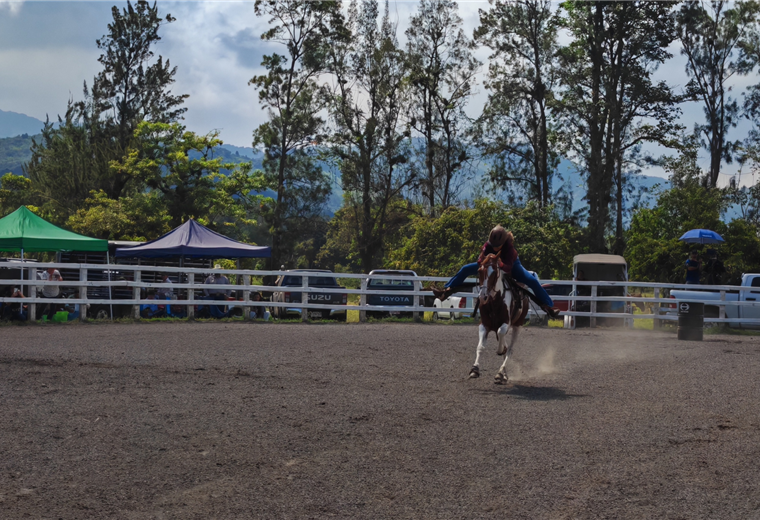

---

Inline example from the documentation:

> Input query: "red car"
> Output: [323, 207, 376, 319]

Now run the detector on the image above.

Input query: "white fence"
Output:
[1, 262, 759, 327]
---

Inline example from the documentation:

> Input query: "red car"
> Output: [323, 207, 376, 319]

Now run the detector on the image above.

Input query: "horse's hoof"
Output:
[496, 344, 506, 356]
[469, 366, 480, 378]
[494, 373, 507, 385]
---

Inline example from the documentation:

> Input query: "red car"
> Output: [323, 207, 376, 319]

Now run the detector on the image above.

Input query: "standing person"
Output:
[156, 273, 174, 299]
[430, 225, 561, 319]
[685, 249, 701, 285]
[204, 266, 231, 318]
[704, 249, 726, 286]
[39, 266, 64, 320]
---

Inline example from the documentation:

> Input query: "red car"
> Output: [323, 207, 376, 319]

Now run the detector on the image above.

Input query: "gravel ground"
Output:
[1, 322, 759, 519]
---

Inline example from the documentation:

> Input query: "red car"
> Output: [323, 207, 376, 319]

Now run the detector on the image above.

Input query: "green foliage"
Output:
[66, 190, 171, 241]
[317, 196, 415, 273]
[113, 121, 270, 233]
[627, 144, 741, 283]
[387, 199, 582, 279]
[0, 173, 35, 217]
[24, 111, 123, 225]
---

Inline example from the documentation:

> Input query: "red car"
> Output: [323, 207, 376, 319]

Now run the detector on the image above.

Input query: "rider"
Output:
[430, 225, 561, 319]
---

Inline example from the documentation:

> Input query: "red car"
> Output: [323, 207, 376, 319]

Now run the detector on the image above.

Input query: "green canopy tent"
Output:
[0, 206, 110, 319]
[0, 206, 107, 254]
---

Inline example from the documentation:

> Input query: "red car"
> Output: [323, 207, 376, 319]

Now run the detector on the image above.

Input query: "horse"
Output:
[469, 253, 530, 385]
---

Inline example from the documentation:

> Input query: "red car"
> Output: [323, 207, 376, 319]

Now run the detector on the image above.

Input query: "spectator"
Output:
[2, 287, 28, 321]
[156, 273, 174, 299]
[204, 266, 231, 298]
[204, 266, 231, 318]
[685, 249, 701, 285]
[140, 290, 164, 319]
[39, 267, 64, 321]
[704, 249, 726, 286]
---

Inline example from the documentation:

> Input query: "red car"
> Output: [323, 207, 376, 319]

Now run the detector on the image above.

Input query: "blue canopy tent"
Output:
[114, 219, 271, 259]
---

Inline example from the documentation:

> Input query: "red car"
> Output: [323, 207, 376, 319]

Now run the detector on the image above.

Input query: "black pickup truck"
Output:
[365, 269, 419, 318]
[270, 269, 347, 321]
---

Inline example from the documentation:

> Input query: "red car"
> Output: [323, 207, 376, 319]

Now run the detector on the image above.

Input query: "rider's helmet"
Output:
[488, 225, 512, 249]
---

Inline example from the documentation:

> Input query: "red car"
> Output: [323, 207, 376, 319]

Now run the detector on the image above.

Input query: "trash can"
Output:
[677, 301, 704, 341]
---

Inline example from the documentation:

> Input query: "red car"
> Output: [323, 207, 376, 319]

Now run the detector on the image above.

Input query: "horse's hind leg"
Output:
[470, 324, 488, 378]
[495, 327, 519, 385]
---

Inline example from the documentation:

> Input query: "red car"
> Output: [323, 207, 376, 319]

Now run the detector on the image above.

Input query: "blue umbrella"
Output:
[678, 229, 725, 244]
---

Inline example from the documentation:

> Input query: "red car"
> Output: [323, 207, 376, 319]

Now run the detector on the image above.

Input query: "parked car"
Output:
[365, 270, 419, 318]
[669, 273, 760, 328]
[270, 270, 347, 321]
[541, 283, 572, 313]
[433, 284, 476, 320]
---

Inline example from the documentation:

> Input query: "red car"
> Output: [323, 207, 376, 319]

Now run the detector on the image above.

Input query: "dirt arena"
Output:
[1, 322, 759, 519]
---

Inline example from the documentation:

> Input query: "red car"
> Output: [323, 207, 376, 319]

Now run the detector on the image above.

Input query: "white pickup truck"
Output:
[670, 273, 760, 328]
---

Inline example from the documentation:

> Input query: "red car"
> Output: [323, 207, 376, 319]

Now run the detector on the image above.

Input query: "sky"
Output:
[0, 0, 758, 186]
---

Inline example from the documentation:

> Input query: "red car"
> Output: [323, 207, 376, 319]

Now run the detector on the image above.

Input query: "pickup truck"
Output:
[670, 273, 760, 328]
[270, 269, 348, 321]
[365, 269, 419, 318]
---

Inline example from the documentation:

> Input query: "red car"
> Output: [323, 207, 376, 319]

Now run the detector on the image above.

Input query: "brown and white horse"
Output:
[469, 254, 530, 384]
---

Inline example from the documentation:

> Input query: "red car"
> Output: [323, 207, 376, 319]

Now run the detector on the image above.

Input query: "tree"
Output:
[85, 0, 188, 154]
[473, 0, 560, 208]
[114, 122, 269, 231]
[24, 109, 118, 224]
[677, 0, 760, 188]
[627, 138, 730, 282]
[23, 0, 188, 225]
[250, 0, 342, 269]
[405, 0, 478, 214]
[387, 199, 582, 279]
[555, 1, 680, 253]
[66, 190, 171, 241]
[0, 173, 35, 218]
[326, 0, 416, 273]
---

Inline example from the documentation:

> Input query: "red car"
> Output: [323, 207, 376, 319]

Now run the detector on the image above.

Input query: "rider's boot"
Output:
[541, 304, 561, 320]
[431, 286, 454, 301]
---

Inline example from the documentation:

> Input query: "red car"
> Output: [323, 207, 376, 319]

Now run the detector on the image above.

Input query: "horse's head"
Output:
[478, 254, 503, 305]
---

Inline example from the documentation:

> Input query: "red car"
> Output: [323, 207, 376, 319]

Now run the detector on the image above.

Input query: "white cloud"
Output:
[0, 1, 23, 15]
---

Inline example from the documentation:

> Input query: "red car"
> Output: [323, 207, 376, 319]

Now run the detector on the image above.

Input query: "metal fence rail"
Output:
[0, 262, 758, 327]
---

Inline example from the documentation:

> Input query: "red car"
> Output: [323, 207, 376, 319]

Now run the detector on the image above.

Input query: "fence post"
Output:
[79, 267, 88, 321]
[243, 274, 251, 319]
[413, 279, 421, 322]
[132, 270, 141, 319]
[187, 273, 195, 319]
[719, 290, 726, 330]
[653, 287, 661, 330]
[301, 275, 309, 322]
[28, 267, 37, 322]
[360, 278, 367, 323]
[590, 284, 597, 328]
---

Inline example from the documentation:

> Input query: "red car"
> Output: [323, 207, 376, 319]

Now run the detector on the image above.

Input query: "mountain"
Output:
[0, 110, 46, 139]
[0, 133, 37, 175]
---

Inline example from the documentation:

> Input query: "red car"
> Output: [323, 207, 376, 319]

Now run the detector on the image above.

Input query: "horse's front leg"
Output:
[494, 323, 512, 385]
[470, 324, 488, 378]
[496, 322, 509, 356]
